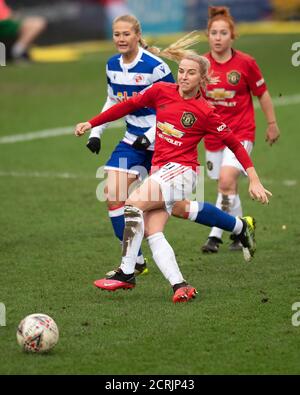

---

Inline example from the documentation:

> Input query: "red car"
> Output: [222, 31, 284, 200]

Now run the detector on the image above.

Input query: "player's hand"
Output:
[249, 179, 272, 204]
[265, 122, 280, 146]
[86, 137, 101, 154]
[132, 135, 151, 150]
[75, 122, 92, 137]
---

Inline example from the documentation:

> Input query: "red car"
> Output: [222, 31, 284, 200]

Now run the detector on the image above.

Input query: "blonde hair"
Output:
[207, 6, 237, 39]
[112, 15, 215, 89]
[112, 15, 203, 61]
[180, 53, 218, 90]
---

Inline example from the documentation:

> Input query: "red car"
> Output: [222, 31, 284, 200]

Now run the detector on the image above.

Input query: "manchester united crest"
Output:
[181, 112, 197, 128]
[206, 161, 213, 171]
[227, 70, 241, 86]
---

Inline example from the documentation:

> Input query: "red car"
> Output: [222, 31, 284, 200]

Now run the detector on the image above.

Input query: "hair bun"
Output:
[208, 6, 230, 19]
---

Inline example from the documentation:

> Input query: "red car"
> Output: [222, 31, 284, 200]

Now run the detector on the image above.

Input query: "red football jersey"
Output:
[89, 82, 253, 171]
[203, 50, 267, 151]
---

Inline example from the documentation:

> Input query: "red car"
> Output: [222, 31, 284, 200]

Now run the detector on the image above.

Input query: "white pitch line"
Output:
[0, 93, 299, 145]
[0, 126, 72, 144]
[0, 170, 94, 179]
[253, 93, 300, 109]
[0, 120, 123, 144]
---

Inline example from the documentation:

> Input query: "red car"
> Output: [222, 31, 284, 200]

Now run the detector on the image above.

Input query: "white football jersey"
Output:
[90, 47, 174, 150]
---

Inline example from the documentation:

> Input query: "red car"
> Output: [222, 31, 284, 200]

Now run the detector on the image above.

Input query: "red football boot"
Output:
[94, 268, 136, 291]
[172, 283, 198, 303]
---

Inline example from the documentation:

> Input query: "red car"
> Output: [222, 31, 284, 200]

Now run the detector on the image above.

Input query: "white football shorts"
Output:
[149, 162, 197, 215]
[205, 140, 253, 180]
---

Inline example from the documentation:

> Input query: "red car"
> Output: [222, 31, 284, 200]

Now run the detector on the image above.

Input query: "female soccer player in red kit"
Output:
[201, 7, 280, 253]
[75, 52, 271, 302]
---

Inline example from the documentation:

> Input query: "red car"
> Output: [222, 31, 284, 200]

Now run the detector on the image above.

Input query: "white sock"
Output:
[136, 255, 145, 264]
[120, 206, 144, 275]
[226, 194, 243, 218]
[232, 217, 244, 235]
[209, 193, 242, 239]
[147, 232, 185, 286]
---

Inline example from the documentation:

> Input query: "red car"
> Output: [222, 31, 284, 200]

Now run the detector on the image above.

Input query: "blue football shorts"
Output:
[104, 141, 154, 180]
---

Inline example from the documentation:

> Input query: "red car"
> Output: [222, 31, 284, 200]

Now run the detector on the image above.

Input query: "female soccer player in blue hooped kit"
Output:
[85, 14, 203, 277]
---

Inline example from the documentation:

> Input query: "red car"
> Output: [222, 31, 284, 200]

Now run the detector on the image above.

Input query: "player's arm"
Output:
[132, 62, 174, 150]
[206, 112, 272, 204]
[75, 84, 158, 136]
[247, 58, 280, 146]
[223, 133, 272, 204]
[257, 91, 280, 146]
[86, 96, 116, 154]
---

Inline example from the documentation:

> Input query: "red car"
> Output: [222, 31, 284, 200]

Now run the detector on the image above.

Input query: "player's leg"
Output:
[121, 163, 196, 273]
[202, 142, 253, 253]
[94, 163, 199, 294]
[172, 200, 256, 262]
[202, 149, 224, 252]
[104, 142, 152, 275]
[11, 16, 47, 60]
[206, 165, 241, 248]
[94, 178, 165, 291]
[105, 169, 148, 276]
[145, 209, 197, 303]
[217, 166, 243, 251]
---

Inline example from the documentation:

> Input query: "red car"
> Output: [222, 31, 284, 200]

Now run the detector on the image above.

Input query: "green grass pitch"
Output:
[0, 34, 300, 374]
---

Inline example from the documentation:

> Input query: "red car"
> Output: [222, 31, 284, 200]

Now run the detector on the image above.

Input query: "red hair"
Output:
[207, 6, 236, 39]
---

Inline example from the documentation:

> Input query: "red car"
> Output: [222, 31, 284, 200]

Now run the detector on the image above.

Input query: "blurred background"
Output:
[3, 0, 300, 45]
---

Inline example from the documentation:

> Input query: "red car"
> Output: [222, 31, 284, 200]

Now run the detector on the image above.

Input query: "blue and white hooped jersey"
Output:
[91, 47, 174, 150]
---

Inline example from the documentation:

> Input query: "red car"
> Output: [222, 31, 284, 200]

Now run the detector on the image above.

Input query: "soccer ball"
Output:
[16, 313, 59, 353]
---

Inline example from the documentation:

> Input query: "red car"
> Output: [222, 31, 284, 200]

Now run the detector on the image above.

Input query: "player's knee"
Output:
[106, 186, 128, 205]
[106, 196, 126, 210]
[125, 196, 139, 207]
[144, 222, 164, 237]
[144, 226, 151, 238]
[171, 203, 182, 218]
[171, 202, 189, 219]
[218, 176, 236, 195]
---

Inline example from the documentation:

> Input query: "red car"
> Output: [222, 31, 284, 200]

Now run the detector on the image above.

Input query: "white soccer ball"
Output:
[16, 313, 59, 353]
